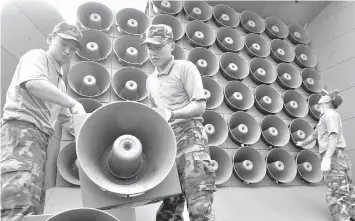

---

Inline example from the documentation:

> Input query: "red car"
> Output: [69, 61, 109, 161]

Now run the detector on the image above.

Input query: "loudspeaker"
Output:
[249, 58, 277, 85]
[202, 110, 228, 146]
[111, 67, 148, 102]
[261, 115, 290, 147]
[77, 101, 177, 197]
[301, 68, 325, 94]
[255, 85, 283, 115]
[296, 150, 323, 184]
[151, 14, 184, 41]
[224, 81, 254, 111]
[202, 76, 223, 110]
[288, 23, 311, 45]
[77, 98, 103, 113]
[220, 52, 249, 81]
[283, 90, 308, 118]
[209, 146, 233, 185]
[270, 39, 295, 63]
[294, 44, 317, 69]
[216, 27, 244, 53]
[265, 17, 289, 39]
[276, 63, 302, 90]
[57, 142, 80, 186]
[244, 33, 270, 58]
[115, 8, 149, 36]
[240, 10, 265, 34]
[113, 35, 149, 67]
[46, 208, 119, 221]
[172, 44, 186, 60]
[212, 4, 240, 28]
[76, 2, 114, 32]
[76, 29, 112, 62]
[233, 146, 266, 184]
[182, 0, 212, 22]
[186, 20, 216, 48]
[229, 111, 260, 146]
[266, 148, 297, 184]
[151, 0, 183, 16]
[308, 93, 322, 120]
[289, 118, 317, 150]
[67, 61, 111, 98]
[188, 47, 219, 77]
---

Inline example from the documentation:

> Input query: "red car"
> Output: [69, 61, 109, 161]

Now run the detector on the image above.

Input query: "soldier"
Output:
[143, 24, 217, 221]
[297, 89, 355, 221]
[1, 21, 86, 220]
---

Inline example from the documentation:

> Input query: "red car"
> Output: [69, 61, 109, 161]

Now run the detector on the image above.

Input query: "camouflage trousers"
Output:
[323, 149, 355, 221]
[1, 120, 49, 221]
[156, 120, 217, 221]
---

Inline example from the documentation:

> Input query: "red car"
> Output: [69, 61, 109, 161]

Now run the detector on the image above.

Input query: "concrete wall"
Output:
[306, 1, 355, 178]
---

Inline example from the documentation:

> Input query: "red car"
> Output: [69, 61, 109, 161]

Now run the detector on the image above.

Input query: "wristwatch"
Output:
[168, 111, 176, 123]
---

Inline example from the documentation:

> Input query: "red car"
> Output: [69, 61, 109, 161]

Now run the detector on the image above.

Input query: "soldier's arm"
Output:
[172, 62, 206, 120]
[57, 107, 75, 134]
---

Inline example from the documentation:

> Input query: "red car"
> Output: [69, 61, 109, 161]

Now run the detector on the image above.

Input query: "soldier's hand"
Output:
[296, 141, 303, 147]
[321, 157, 331, 172]
[71, 102, 86, 115]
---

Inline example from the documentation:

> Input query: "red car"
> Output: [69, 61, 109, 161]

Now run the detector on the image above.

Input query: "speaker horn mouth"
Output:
[266, 148, 297, 184]
[249, 58, 276, 85]
[188, 47, 219, 77]
[212, 4, 240, 28]
[276, 63, 302, 89]
[77, 98, 103, 113]
[294, 44, 317, 69]
[245, 34, 271, 58]
[296, 150, 323, 183]
[186, 20, 216, 48]
[76, 2, 114, 32]
[270, 39, 295, 63]
[151, 0, 183, 16]
[183, 0, 212, 22]
[283, 90, 308, 118]
[202, 76, 223, 110]
[288, 23, 311, 45]
[228, 111, 261, 146]
[220, 52, 249, 81]
[115, 8, 149, 36]
[308, 93, 322, 120]
[113, 36, 149, 67]
[240, 10, 265, 34]
[289, 118, 316, 149]
[261, 115, 290, 147]
[209, 146, 233, 186]
[255, 85, 283, 115]
[224, 81, 254, 111]
[202, 110, 228, 146]
[57, 142, 80, 186]
[46, 208, 120, 221]
[216, 27, 244, 53]
[301, 68, 325, 94]
[265, 17, 289, 39]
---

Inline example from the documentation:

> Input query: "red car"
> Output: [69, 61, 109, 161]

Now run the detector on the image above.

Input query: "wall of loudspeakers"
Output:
[58, 0, 326, 195]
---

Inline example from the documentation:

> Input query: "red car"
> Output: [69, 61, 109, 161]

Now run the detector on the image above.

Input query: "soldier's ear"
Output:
[170, 41, 175, 52]
[47, 34, 53, 45]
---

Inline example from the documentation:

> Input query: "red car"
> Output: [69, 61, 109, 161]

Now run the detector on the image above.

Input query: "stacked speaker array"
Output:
[56, 2, 326, 218]
[148, 0, 326, 186]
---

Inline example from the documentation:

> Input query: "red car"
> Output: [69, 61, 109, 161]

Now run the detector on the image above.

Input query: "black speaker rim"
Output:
[76, 2, 114, 32]
[240, 10, 266, 34]
[182, 0, 213, 22]
[151, 0, 183, 16]
[264, 17, 289, 39]
[228, 111, 261, 146]
[115, 8, 150, 36]
[212, 4, 240, 28]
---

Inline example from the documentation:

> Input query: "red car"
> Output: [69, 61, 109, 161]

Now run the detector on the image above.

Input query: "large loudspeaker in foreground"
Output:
[67, 61, 111, 98]
[276, 63, 302, 90]
[266, 148, 297, 184]
[270, 39, 295, 63]
[172, 44, 186, 60]
[46, 208, 119, 221]
[294, 44, 317, 69]
[289, 118, 316, 150]
[111, 67, 148, 102]
[216, 27, 244, 53]
[77, 101, 177, 196]
[255, 85, 283, 115]
[308, 93, 322, 120]
[283, 90, 308, 118]
[152, 14, 184, 42]
[261, 115, 290, 147]
[220, 52, 249, 81]
[288, 23, 311, 45]
[57, 142, 80, 186]
[224, 81, 254, 111]
[202, 76, 223, 110]
[151, 0, 183, 16]
[186, 20, 216, 48]
[202, 110, 228, 146]
[240, 10, 265, 34]
[183, 0, 212, 22]
[296, 150, 323, 184]
[76, 2, 114, 32]
[229, 111, 260, 146]
[212, 4, 240, 28]
[249, 58, 277, 85]
[77, 98, 103, 113]
[233, 146, 266, 184]
[265, 17, 289, 39]
[76, 29, 112, 62]
[115, 8, 149, 36]
[113, 35, 149, 67]
[301, 68, 325, 94]
[188, 47, 219, 77]
[244, 33, 270, 58]
[209, 146, 233, 185]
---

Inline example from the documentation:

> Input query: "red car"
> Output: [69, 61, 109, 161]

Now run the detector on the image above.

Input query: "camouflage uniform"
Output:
[1, 121, 49, 220]
[156, 119, 217, 221]
[322, 149, 355, 221]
